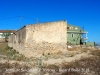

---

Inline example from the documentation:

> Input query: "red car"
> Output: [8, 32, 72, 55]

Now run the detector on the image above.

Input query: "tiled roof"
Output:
[0, 30, 16, 33]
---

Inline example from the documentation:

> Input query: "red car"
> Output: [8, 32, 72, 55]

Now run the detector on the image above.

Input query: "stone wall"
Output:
[8, 21, 67, 57]
[8, 27, 26, 53]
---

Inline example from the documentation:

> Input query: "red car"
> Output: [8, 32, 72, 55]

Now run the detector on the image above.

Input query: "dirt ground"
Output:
[0, 43, 100, 75]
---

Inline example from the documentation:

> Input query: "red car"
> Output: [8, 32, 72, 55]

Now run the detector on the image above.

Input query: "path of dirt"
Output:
[43, 52, 93, 65]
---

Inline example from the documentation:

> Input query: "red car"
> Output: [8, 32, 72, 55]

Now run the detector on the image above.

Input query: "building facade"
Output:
[67, 24, 88, 45]
[0, 30, 16, 38]
[0, 30, 16, 42]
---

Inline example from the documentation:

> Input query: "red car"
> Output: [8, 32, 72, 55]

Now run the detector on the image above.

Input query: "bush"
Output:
[4, 46, 27, 61]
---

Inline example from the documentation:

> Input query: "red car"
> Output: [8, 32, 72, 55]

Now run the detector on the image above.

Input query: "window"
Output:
[71, 33, 74, 38]
[67, 26, 70, 29]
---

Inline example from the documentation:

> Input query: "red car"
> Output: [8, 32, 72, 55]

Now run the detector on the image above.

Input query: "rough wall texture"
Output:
[8, 21, 67, 57]
[0, 38, 5, 42]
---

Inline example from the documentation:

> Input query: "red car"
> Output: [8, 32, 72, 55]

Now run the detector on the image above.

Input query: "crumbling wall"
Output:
[8, 21, 67, 57]
[8, 27, 26, 53]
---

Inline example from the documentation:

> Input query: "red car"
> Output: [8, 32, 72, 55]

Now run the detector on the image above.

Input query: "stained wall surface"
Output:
[8, 21, 67, 57]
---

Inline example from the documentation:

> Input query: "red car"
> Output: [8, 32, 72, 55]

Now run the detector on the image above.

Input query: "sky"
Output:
[0, 0, 100, 43]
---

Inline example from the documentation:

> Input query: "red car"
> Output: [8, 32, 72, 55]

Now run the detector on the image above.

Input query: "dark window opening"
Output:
[72, 34, 74, 38]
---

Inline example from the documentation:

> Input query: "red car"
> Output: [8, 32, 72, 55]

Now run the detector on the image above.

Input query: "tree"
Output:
[2, 32, 11, 42]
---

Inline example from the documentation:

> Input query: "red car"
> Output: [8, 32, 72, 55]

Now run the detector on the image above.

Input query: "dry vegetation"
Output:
[0, 43, 30, 75]
[0, 62, 30, 75]
[0, 43, 100, 75]
[41, 46, 100, 75]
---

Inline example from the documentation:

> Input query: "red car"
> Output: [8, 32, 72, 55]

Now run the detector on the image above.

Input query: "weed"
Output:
[90, 50, 100, 56]
[3, 46, 27, 61]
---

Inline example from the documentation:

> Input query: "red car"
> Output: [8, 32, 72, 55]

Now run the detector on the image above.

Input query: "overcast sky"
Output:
[0, 0, 100, 43]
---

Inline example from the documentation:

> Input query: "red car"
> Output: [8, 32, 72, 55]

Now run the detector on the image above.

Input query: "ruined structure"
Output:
[8, 21, 67, 57]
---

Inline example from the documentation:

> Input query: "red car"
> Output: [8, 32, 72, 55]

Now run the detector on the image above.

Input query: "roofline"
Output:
[67, 31, 88, 33]
[0, 30, 17, 33]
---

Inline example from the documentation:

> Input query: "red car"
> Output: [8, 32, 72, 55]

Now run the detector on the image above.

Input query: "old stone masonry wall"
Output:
[8, 21, 67, 57]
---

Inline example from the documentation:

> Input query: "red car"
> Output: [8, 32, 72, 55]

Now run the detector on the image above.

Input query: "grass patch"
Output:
[0, 43, 27, 61]
[4, 46, 27, 61]
[0, 43, 8, 55]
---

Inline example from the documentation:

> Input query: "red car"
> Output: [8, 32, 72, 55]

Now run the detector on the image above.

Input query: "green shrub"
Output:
[4, 46, 27, 61]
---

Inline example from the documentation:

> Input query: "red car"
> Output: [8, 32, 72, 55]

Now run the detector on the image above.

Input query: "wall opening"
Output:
[71, 33, 74, 38]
